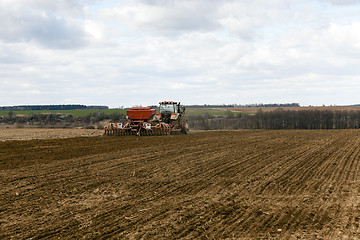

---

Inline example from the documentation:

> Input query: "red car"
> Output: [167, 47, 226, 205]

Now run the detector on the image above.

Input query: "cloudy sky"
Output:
[1, 0, 360, 107]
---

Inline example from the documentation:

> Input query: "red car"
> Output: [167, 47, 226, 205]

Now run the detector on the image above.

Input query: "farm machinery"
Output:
[104, 101, 189, 136]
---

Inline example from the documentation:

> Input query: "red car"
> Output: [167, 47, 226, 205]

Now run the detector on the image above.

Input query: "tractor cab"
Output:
[159, 101, 183, 124]
[159, 101, 180, 114]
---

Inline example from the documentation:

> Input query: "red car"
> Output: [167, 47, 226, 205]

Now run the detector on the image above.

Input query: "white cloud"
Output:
[1, 0, 360, 107]
[99, 0, 222, 36]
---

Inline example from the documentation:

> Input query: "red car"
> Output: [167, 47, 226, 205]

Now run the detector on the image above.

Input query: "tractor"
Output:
[159, 101, 189, 134]
[104, 101, 189, 136]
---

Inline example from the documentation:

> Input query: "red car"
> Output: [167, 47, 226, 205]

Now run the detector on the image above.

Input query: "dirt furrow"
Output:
[2, 130, 360, 239]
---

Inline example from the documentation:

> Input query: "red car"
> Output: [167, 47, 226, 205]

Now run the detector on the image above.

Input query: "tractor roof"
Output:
[159, 101, 178, 104]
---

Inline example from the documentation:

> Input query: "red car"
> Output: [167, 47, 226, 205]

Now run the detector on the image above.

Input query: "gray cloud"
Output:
[0, 0, 90, 49]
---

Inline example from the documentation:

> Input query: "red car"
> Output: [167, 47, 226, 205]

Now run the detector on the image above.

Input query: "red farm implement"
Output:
[104, 101, 189, 136]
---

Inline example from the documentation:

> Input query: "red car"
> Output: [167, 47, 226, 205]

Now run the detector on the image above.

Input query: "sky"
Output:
[1, 0, 360, 108]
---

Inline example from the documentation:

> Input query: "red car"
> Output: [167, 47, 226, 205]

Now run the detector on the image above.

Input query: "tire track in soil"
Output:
[241, 130, 360, 238]
[2, 130, 360, 239]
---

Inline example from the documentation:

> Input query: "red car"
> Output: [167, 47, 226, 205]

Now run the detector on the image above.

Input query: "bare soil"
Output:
[1, 129, 360, 239]
[0, 127, 103, 141]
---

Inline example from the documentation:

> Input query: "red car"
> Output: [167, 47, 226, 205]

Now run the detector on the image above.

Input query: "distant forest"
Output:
[0, 105, 108, 111]
[1, 103, 300, 111]
[184, 103, 300, 108]
[1, 108, 360, 130]
[146, 103, 301, 108]
[189, 109, 360, 130]
[3, 103, 360, 130]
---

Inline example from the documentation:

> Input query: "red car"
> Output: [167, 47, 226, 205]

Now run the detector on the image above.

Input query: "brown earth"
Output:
[0, 127, 103, 141]
[1, 129, 360, 239]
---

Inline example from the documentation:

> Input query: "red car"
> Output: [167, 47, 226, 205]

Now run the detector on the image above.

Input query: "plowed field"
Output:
[1, 130, 360, 239]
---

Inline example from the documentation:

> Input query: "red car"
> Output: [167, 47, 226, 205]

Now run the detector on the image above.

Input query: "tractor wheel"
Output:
[180, 116, 189, 134]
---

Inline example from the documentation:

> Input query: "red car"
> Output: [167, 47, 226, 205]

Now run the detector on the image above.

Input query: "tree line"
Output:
[3, 108, 360, 130]
[0, 111, 125, 128]
[183, 103, 300, 108]
[0, 105, 108, 111]
[188, 109, 360, 130]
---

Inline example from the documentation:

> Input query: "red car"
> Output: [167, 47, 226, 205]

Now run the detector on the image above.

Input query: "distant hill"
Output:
[0, 105, 108, 111]
[184, 103, 300, 108]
